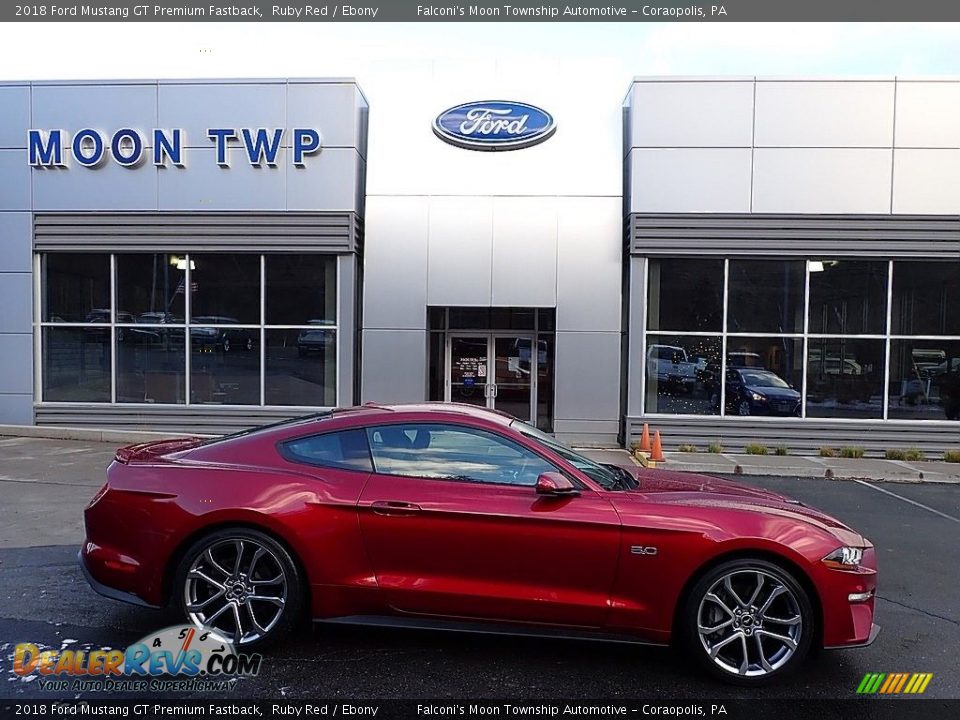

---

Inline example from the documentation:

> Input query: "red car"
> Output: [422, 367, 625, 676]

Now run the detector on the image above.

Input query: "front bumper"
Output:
[825, 622, 880, 650]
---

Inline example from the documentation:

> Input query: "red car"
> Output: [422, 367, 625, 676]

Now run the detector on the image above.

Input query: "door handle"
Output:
[370, 500, 422, 516]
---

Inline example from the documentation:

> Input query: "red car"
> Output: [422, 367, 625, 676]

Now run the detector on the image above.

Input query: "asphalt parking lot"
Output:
[0, 436, 957, 701]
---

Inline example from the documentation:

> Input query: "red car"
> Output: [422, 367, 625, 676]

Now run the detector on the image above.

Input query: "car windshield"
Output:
[510, 420, 623, 490]
[741, 371, 790, 388]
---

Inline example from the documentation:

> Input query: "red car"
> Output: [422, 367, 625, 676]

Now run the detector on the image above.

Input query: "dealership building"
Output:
[1, 73, 958, 453]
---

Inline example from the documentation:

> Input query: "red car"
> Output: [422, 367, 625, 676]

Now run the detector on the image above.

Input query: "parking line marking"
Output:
[852, 479, 960, 524]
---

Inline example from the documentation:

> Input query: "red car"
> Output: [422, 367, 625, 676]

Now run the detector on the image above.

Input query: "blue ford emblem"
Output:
[433, 100, 556, 151]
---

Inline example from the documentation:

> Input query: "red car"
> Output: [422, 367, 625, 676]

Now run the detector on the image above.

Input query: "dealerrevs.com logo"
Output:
[12, 625, 261, 693]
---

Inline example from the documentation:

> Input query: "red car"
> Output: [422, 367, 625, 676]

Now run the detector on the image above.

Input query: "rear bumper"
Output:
[824, 622, 880, 650]
[78, 546, 161, 609]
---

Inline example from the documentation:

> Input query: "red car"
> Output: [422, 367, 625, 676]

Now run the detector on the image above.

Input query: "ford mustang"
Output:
[80, 403, 878, 684]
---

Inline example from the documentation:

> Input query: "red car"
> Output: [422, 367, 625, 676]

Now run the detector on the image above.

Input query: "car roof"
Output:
[354, 402, 515, 424]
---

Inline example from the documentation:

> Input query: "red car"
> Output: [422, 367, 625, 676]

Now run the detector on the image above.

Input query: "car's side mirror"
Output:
[535, 472, 580, 497]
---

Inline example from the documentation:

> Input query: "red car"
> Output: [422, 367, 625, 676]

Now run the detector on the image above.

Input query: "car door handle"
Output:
[370, 501, 422, 516]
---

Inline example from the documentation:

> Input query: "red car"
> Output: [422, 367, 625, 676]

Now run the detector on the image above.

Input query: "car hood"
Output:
[619, 466, 863, 540]
[748, 385, 800, 400]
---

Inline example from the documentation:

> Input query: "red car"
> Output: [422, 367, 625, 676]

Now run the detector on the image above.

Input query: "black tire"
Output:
[680, 558, 814, 685]
[737, 400, 752, 416]
[174, 527, 304, 651]
[222, 337, 231, 353]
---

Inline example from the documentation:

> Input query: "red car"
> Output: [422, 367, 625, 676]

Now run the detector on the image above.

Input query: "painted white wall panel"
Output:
[554, 331, 621, 422]
[0, 213, 31, 273]
[427, 197, 493, 306]
[157, 83, 286, 147]
[32, 150, 157, 211]
[363, 196, 430, 329]
[752, 148, 892, 214]
[32, 83, 158, 142]
[892, 149, 960, 214]
[491, 197, 558, 307]
[0, 85, 30, 149]
[630, 148, 752, 213]
[360, 329, 427, 404]
[895, 82, 960, 148]
[629, 81, 754, 148]
[557, 197, 622, 333]
[755, 81, 894, 147]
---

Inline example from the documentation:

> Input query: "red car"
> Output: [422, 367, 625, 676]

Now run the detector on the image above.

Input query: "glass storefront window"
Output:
[116, 254, 185, 323]
[805, 339, 885, 419]
[644, 334, 721, 415]
[42, 327, 111, 402]
[892, 261, 960, 336]
[42, 254, 110, 323]
[808, 260, 888, 335]
[722, 337, 804, 417]
[190, 254, 261, 324]
[190, 328, 261, 405]
[888, 339, 960, 421]
[647, 258, 724, 332]
[264, 329, 336, 406]
[265, 255, 336, 326]
[39, 252, 341, 409]
[116, 328, 186, 404]
[727, 260, 805, 334]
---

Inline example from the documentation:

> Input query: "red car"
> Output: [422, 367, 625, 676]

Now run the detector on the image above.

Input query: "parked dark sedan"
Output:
[712, 368, 801, 416]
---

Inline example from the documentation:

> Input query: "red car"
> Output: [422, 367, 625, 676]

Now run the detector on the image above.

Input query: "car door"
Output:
[356, 422, 622, 628]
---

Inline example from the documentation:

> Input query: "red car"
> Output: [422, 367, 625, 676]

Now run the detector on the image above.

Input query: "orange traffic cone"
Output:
[650, 431, 666, 463]
[638, 423, 652, 453]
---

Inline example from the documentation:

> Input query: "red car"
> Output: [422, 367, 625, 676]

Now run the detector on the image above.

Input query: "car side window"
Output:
[280, 429, 373, 472]
[366, 423, 556, 487]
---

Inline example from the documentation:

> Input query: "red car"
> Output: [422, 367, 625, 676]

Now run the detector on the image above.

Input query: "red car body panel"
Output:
[80, 404, 877, 649]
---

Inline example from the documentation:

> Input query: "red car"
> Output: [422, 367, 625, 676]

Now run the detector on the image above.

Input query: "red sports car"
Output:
[80, 403, 878, 684]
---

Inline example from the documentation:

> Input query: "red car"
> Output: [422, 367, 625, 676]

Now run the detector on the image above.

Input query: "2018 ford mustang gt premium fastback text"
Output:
[80, 403, 878, 684]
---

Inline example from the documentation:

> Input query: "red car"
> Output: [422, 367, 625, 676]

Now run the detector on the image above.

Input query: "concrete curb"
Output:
[0, 424, 213, 444]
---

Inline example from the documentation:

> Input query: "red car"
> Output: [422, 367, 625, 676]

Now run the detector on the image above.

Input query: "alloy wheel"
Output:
[183, 537, 288, 646]
[738, 401, 751, 416]
[696, 568, 803, 678]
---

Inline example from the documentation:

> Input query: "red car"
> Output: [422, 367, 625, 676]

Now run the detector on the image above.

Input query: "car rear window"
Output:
[280, 429, 373, 472]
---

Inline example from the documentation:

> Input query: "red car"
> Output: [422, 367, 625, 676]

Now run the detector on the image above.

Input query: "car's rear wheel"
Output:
[175, 528, 303, 650]
[682, 559, 813, 685]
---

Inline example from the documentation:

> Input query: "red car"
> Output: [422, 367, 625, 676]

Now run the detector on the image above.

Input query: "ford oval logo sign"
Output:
[433, 101, 556, 151]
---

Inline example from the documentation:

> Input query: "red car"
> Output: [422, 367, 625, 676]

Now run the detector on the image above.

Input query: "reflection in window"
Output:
[264, 329, 336, 406]
[892, 261, 960, 336]
[808, 260, 888, 335]
[728, 260, 805, 334]
[190, 254, 260, 324]
[647, 259, 724, 332]
[366, 424, 555, 486]
[190, 328, 260, 405]
[806, 339, 884, 419]
[42, 327, 111, 402]
[116, 254, 185, 322]
[265, 255, 336, 326]
[116, 328, 185, 404]
[42, 254, 110, 323]
[721, 337, 803, 416]
[644, 335, 721, 415]
[888, 340, 960, 421]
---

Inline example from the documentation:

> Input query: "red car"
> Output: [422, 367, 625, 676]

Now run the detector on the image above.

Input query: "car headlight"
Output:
[822, 546, 864, 569]
[750, 391, 766, 402]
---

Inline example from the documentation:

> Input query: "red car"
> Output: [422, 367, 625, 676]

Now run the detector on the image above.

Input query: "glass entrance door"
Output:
[492, 336, 534, 422]
[446, 334, 535, 423]
[449, 336, 490, 409]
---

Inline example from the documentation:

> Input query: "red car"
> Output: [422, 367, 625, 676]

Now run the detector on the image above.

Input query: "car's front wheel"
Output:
[175, 528, 303, 650]
[682, 559, 813, 684]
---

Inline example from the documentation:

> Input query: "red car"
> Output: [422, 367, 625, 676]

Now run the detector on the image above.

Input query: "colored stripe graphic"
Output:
[857, 672, 933, 694]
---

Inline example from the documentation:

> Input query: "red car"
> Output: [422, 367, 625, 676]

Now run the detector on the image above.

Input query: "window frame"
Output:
[363, 421, 570, 489]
